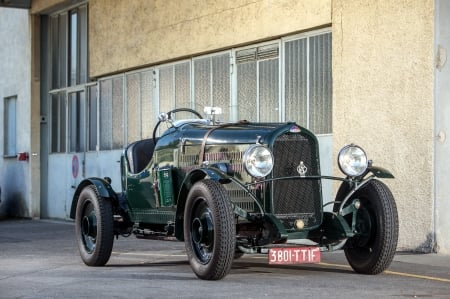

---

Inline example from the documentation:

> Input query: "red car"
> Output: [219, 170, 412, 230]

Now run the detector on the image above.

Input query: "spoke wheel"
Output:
[336, 179, 398, 274]
[184, 180, 235, 280]
[75, 185, 114, 266]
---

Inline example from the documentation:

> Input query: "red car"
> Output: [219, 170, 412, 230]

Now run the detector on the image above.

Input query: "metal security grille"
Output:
[271, 132, 322, 229]
[193, 53, 230, 121]
[236, 44, 280, 122]
[284, 32, 332, 134]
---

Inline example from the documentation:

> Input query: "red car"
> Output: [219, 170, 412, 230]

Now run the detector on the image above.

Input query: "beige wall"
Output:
[332, 0, 435, 251]
[88, 0, 331, 77]
[31, 0, 68, 14]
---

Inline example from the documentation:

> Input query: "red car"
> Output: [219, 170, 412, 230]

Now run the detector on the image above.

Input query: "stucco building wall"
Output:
[332, 0, 435, 251]
[0, 8, 32, 218]
[88, 0, 331, 77]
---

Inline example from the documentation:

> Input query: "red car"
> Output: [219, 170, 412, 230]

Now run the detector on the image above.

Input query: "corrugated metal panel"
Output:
[112, 77, 124, 149]
[193, 57, 211, 111]
[140, 70, 154, 139]
[309, 33, 332, 134]
[175, 62, 191, 111]
[259, 58, 279, 122]
[126, 73, 140, 143]
[159, 66, 174, 114]
[284, 32, 332, 134]
[285, 38, 307, 125]
[212, 54, 230, 122]
[236, 61, 257, 120]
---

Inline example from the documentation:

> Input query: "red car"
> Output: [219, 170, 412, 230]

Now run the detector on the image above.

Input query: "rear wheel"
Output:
[184, 180, 235, 280]
[337, 179, 398, 274]
[75, 185, 114, 266]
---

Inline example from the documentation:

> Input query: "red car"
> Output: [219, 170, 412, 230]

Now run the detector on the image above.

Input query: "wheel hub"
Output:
[82, 216, 91, 235]
[81, 212, 97, 239]
[355, 207, 372, 247]
[192, 218, 204, 244]
[192, 215, 213, 246]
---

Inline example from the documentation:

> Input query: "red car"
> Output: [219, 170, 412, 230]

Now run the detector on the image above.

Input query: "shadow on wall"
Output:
[0, 192, 27, 220]
[0, 162, 29, 220]
[408, 232, 437, 253]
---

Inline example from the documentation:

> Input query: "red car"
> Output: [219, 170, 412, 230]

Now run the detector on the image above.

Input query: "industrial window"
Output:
[158, 61, 191, 119]
[125, 70, 155, 144]
[99, 77, 124, 150]
[93, 30, 331, 151]
[48, 4, 90, 153]
[232, 31, 332, 134]
[50, 5, 88, 89]
[236, 44, 280, 122]
[3, 96, 17, 157]
[98, 69, 156, 150]
[96, 53, 231, 151]
[284, 32, 332, 134]
[50, 92, 66, 153]
[68, 91, 86, 152]
[87, 85, 98, 151]
[193, 53, 230, 121]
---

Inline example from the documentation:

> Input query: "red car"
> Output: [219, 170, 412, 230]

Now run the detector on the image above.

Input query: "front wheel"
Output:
[184, 180, 235, 280]
[339, 179, 398, 274]
[75, 185, 114, 266]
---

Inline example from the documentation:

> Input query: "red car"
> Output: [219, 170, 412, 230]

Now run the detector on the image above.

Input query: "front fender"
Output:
[69, 177, 118, 219]
[188, 166, 231, 185]
[368, 166, 394, 178]
[174, 166, 231, 240]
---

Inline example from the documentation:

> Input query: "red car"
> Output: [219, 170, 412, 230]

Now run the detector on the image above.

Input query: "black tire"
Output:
[337, 179, 398, 274]
[184, 180, 235, 280]
[75, 185, 114, 266]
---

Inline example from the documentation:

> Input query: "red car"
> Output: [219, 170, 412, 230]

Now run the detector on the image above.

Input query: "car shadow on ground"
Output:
[104, 256, 352, 277]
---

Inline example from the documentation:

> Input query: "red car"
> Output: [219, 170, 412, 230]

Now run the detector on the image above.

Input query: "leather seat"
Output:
[125, 138, 157, 173]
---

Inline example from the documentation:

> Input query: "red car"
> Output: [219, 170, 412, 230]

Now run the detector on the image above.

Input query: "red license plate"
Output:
[268, 247, 321, 265]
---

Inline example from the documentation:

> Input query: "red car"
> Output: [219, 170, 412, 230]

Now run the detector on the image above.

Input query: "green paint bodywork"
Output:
[70, 117, 394, 251]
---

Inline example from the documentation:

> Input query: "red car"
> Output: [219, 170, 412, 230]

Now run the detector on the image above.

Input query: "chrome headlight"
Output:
[243, 145, 274, 178]
[338, 144, 368, 177]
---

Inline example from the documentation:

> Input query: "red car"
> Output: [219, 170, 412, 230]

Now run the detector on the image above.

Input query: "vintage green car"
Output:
[70, 107, 398, 280]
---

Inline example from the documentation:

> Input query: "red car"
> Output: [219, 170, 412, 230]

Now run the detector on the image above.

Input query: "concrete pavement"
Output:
[0, 219, 449, 298]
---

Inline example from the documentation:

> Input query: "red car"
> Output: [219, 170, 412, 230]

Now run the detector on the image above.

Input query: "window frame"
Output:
[281, 28, 333, 135]
[90, 28, 333, 152]
[3, 95, 17, 157]
[192, 51, 232, 121]
[47, 4, 91, 154]
[232, 40, 282, 122]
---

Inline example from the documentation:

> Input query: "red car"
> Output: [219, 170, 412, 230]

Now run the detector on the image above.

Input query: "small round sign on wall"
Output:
[72, 155, 79, 178]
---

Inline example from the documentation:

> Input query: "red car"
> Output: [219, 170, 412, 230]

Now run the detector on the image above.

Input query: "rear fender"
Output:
[69, 178, 119, 219]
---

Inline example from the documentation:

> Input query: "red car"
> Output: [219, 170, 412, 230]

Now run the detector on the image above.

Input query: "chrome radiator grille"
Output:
[271, 133, 322, 229]
[179, 147, 257, 212]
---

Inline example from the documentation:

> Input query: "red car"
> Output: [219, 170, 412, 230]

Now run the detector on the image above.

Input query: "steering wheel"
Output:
[152, 108, 203, 145]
